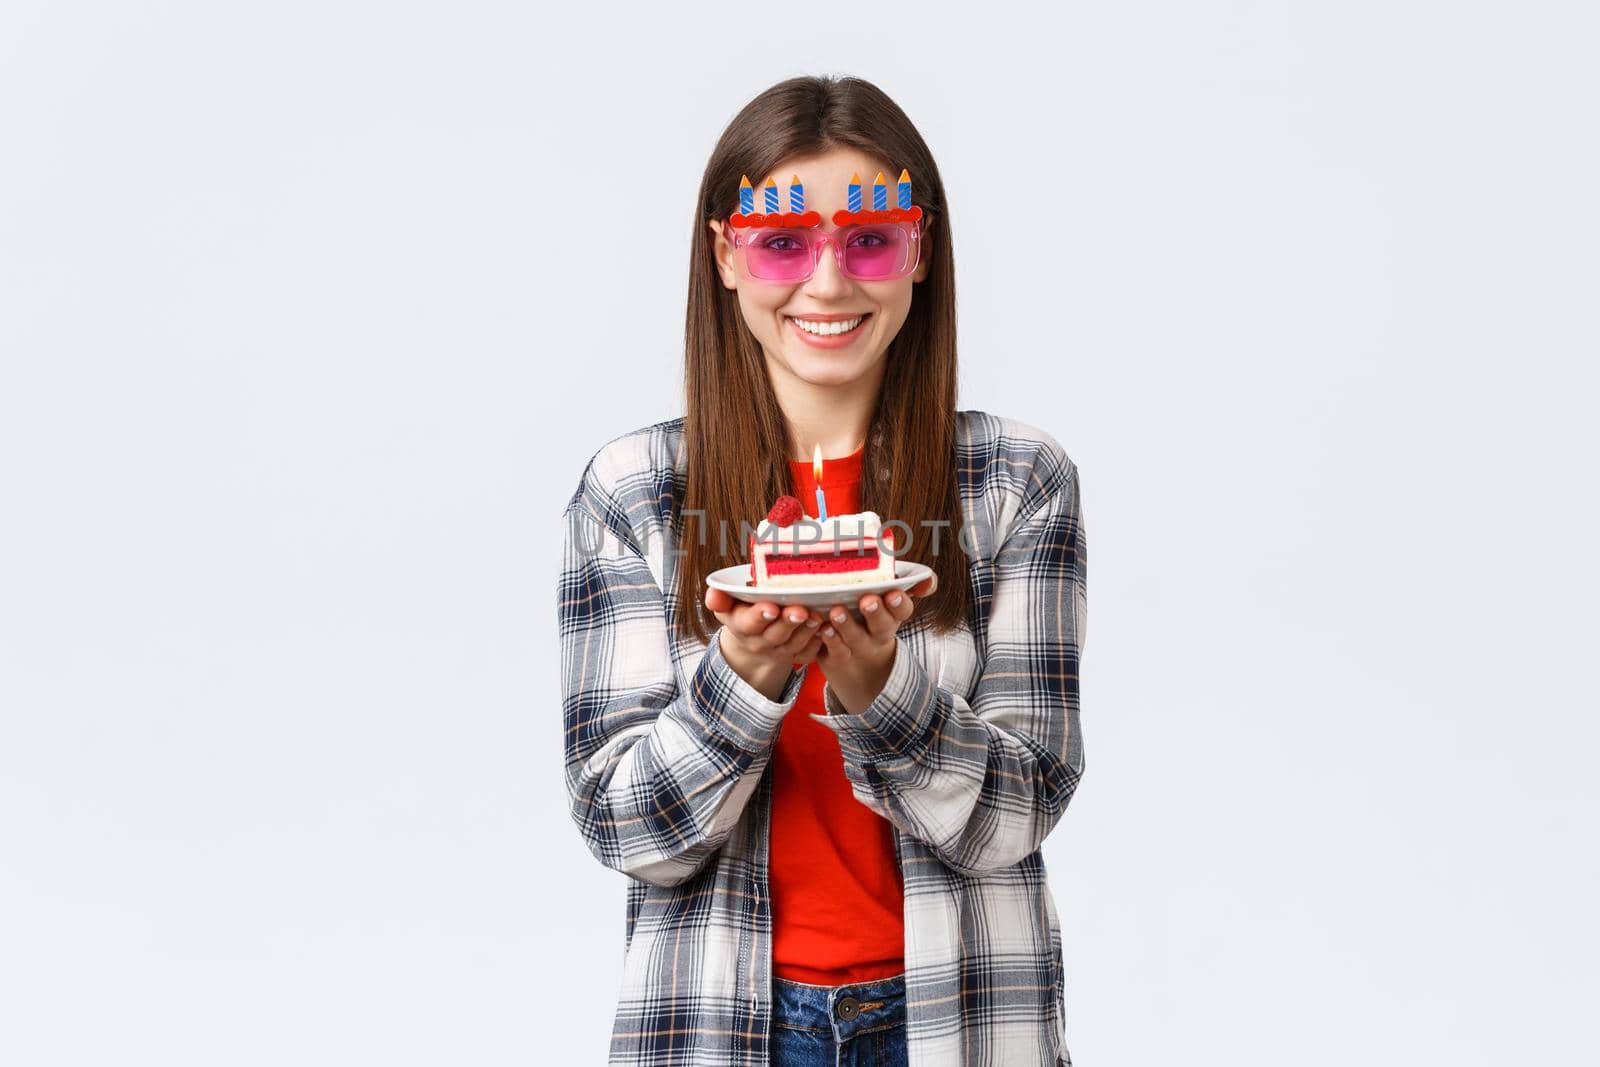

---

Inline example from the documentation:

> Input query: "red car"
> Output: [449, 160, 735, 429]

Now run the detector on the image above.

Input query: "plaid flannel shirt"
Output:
[558, 410, 1087, 1066]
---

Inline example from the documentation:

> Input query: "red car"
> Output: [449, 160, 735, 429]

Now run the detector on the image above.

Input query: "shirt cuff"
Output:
[810, 638, 940, 766]
[692, 630, 808, 755]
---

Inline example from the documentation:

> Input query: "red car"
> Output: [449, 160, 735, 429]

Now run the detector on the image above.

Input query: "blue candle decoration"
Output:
[812, 443, 827, 521]
[739, 175, 754, 215]
[872, 171, 888, 210]
[789, 175, 804, 213]
[763, 178, 779, 213]
[847, 172, 862, 212]
[897, 168, 912, 209]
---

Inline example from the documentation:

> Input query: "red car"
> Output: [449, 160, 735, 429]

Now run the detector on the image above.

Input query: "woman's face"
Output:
[708, 147, 931, 390]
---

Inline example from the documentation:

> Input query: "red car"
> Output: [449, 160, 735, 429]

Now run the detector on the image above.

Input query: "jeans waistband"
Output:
[772, 972, 907, 1043]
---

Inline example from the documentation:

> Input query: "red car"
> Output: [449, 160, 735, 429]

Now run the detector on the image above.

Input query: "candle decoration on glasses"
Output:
[729, 173, 821, 229]
[830, 168, 923, 227]
[728, 170, 922, 229]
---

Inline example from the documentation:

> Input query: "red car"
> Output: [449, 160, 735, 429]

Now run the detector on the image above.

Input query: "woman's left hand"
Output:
[813, 573, 937, 714]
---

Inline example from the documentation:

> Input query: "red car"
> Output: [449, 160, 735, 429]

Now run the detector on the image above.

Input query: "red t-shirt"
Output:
[768, 442, 906, 984]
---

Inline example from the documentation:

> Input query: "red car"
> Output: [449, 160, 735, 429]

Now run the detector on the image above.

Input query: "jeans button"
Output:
[836, 996, 860, 1021]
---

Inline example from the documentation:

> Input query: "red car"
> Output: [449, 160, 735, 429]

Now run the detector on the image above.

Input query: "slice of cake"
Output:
[748, 495, 897, 589]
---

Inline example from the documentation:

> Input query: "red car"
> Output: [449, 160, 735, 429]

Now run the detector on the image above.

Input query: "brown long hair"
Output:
[675, 74, 971, 645]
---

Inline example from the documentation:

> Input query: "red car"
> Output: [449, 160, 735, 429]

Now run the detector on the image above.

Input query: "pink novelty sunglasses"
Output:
[723, 220, 923, 285]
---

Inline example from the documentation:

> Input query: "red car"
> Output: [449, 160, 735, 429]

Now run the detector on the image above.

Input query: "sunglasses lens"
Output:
[842, 225, 914, 280]
[744, 229, 814, 282]
[739, 224, 917, 283]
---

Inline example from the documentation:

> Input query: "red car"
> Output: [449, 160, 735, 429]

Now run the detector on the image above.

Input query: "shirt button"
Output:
[835, 996, 860, 1021]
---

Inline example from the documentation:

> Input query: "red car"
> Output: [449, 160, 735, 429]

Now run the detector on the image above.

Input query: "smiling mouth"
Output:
[786, 313, 871, 337]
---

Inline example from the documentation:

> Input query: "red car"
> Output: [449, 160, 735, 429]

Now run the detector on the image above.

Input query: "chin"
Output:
[790, 349, 881, 384]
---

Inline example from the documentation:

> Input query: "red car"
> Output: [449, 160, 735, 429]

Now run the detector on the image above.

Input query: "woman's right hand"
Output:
[704, 587, 823, 702]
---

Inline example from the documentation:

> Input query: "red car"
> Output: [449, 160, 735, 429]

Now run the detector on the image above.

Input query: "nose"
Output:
[802, 234, 852, 301]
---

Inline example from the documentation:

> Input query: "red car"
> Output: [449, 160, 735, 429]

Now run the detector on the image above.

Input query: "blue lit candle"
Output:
[812, 443, 827, 522]
[739, 175, 754, 215]
[897, 168, 912, 209]
[872, 171, 888, 210]
[789, 175, 804, 213]
[847, 172, 862, 212]
[764, 177, 779, 213]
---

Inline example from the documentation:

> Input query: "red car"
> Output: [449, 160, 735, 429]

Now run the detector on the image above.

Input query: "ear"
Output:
[707, 218, 738, 290]
[912, 215, 935, 283]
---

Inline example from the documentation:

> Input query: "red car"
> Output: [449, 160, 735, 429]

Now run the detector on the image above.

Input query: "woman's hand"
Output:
[704, 587, 823, 702]
[814, 573, 938, 714]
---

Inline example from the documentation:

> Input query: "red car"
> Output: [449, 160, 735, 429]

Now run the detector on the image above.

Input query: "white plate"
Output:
[706, 560, 934, 614]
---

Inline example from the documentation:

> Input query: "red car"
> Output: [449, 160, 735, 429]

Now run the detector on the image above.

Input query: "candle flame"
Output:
[812, 442, 824, 483]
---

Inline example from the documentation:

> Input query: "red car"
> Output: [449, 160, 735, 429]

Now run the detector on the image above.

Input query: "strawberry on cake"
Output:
[748, 495, 897, 588]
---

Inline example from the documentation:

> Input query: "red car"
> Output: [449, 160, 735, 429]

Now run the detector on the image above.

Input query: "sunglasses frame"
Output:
[722, 218, 924, 285]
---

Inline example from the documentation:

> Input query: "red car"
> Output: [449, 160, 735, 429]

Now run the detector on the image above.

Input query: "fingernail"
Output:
[790, 612, 806, 624]
[821, 626, 835, 637]
[832, 611, 847, 624]
[762, 609, 777, 621]
[864, 601, 879, 613]
[888, 594, 902, 607]
[806, 618, 819, 629]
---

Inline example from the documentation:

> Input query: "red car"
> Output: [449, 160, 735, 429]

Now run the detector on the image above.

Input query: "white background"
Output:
[1, 2, 1594, 1064]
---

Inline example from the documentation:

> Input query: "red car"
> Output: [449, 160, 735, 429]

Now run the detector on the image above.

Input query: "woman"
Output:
[559, 75, 1087, 1066]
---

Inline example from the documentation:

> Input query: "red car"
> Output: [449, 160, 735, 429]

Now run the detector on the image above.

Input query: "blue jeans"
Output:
[769, 972, 908, 1067]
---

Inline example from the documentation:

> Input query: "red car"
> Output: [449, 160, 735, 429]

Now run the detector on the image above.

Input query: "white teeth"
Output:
[791, 316, 864, 336]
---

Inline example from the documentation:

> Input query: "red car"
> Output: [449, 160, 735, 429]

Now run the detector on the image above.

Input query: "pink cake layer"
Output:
[764, 550, 882, 575]
[747, 528, 896, 586]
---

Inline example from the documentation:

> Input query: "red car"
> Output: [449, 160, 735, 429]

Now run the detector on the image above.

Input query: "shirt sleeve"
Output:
[812, 458, 1087, 876]
[559, 504, 807, 887]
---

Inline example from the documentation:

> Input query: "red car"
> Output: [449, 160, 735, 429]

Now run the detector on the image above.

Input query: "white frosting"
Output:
[754, 510, 882, 547]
